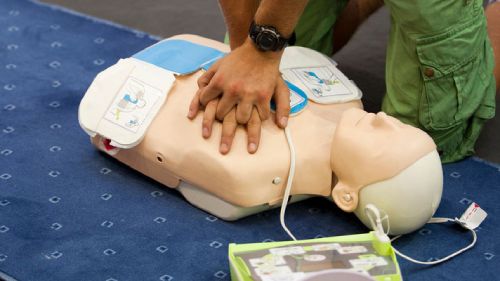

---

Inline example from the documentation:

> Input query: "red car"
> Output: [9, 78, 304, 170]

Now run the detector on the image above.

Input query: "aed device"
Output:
[229, 232, 402, 281]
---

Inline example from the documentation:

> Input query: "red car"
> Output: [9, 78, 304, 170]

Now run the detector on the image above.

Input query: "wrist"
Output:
[242, 37, 284, 61]
[248, 21, 295, 53]
[228, 34, 247, 50]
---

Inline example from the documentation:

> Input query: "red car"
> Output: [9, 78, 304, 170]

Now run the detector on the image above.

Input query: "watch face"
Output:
[256, 31, 278, 51]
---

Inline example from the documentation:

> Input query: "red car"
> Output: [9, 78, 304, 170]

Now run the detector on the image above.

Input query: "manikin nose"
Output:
[373, 112, 400, 129]
[356, 112, 375, 126]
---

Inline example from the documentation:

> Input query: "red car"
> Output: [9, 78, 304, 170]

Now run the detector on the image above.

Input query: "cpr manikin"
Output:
[79, 34, 443, 236]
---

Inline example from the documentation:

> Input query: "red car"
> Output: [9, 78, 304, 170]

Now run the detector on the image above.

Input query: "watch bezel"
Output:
[255, 29, 279, 51]
[249, 21, 292, 52]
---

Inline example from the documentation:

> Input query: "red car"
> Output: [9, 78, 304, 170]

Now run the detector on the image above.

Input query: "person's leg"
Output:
[486, 2, 500, 91]
[382, 0, 495, 162]
[332, 0, 384, 54]
[293, 0, 349, 55]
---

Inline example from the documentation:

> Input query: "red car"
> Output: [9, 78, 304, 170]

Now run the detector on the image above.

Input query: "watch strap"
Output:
[249, 21, 295, 51]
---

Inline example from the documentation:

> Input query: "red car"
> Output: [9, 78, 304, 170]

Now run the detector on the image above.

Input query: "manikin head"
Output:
[331, 108, 443, 235]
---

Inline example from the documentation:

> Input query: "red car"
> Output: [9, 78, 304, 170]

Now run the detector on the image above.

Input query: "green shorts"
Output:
[294, 0, 349, 55]
[295, 0, 496, 163]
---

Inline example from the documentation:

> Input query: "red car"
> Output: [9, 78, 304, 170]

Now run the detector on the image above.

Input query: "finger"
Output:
[255, 101, 271, 122]
[187, 89, 201, 119]
[235, 100, 253, 124]
[255, 89, 272, 121]
[197, 62, 218, 89]
[274, 78, 291, 128]
[202, 99, 218, 138]
[199, 78, 223, 106]
[215, 93, 238, 121]
[190, 65, 218, 119]
[220, 109, 237, 155]
[246, 108, 261, 154]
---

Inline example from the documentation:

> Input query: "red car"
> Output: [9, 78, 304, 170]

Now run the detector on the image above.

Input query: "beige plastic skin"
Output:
[94, 34, 362, 207]
[331, 108, 437, 212]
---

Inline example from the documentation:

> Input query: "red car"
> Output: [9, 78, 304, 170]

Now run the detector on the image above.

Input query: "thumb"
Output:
[197, 59, 220, 89]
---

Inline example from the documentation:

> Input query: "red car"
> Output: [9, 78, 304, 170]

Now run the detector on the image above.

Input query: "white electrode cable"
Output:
[391, 217, 478, 265]
[364, 204, 390, 243]
[365, 204, 478, 265]
[279, 126, 298, 241]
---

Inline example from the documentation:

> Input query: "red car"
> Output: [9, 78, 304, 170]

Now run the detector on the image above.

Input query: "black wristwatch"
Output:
[248, 21, 296, 52]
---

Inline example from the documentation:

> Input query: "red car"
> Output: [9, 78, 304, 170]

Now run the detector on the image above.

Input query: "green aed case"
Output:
[228, 231, 402, 281]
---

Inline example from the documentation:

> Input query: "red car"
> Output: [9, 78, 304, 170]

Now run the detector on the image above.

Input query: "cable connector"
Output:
[364, 204, 390, 243]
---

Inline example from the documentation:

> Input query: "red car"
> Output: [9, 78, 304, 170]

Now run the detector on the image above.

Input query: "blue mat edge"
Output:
[471, 156, 500, 169]
[28, 0, 162, 41]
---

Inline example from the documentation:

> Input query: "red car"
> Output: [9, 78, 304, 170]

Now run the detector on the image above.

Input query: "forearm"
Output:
[219, 0, 308, 51]
[218, 0, 260, 50]
[254, 0, 308, 38]
[486, 2, 500, 91]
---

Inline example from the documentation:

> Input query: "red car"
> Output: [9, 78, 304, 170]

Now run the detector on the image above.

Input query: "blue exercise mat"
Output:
[0, 1, 498, 280]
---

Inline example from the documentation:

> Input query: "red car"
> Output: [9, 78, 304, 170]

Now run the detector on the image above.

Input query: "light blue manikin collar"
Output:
[133, 39, 226, 75]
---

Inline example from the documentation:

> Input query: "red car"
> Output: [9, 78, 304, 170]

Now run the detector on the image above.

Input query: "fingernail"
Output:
[280, 117, 288, 127]
[202, 127, 209, 138]
[220, 143, 228, 154]
[248, 143, 257, 153]
[187, 109, 194, 118]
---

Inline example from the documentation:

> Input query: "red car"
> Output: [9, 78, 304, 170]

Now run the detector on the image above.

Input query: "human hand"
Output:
[188, 39, 291, 128]
[188, 89, 263, 154]
[187, 40, 291, 154]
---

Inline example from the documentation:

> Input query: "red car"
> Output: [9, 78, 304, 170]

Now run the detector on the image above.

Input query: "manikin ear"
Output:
[331, 181, 359, 212]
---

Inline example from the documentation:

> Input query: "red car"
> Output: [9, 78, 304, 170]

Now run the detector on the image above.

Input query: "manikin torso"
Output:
[91, 35, 362, 208]
[84, 35, 441, 233]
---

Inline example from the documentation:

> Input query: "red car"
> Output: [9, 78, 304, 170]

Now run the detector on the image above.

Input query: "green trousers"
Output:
[295, 0, 496, 163]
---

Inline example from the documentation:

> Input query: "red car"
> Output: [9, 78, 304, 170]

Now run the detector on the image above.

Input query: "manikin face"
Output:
[330, 108, 436, 212]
